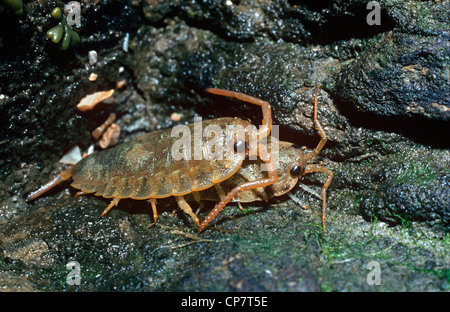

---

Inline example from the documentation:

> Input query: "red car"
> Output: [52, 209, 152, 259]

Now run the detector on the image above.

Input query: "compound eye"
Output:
[290, 165, 302, 177]
[234, 140, 245, 153]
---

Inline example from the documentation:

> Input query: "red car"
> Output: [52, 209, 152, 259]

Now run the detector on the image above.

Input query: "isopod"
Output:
[26, 88, 333, 232]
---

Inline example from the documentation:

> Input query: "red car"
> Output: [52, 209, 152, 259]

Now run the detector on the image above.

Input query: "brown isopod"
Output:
[26, 88, 333, 232]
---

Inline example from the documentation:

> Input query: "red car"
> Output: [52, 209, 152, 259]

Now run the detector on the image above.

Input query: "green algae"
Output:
[46, 7, 80, 50]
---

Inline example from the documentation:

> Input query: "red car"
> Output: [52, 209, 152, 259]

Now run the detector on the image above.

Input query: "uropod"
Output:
[27, 88, 333, 232]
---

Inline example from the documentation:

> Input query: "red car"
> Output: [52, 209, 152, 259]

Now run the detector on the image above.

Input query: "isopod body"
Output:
[71, 118, 251, 199]
[27, 88, 333, 232]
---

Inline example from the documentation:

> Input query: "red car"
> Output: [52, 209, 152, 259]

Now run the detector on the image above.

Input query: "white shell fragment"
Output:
[88, 50, 98, 65]
[59, 145, 82, 165]
[87, 144, 95, 156]
[123, 33, 129, 52]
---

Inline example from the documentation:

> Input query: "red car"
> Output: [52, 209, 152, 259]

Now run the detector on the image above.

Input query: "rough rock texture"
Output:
[0, 0, 448, 292]
[334, 1, 450, 122]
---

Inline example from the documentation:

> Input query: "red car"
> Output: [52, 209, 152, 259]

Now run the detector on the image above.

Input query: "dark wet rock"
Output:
[0, 0, 144, 177]
[384, 0, 450, 37]
[334, 31, 450, 122]
[377, 168, 449, 227]
[333, 0, 450, 123]
[360, 163, 450, 228]
[143, 0, 396, 43]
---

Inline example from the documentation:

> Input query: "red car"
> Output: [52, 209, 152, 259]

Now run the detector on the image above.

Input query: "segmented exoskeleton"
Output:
[27, 88, 333, 232]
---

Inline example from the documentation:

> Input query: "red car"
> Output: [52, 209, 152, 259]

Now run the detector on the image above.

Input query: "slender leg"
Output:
[176, 196, 200, 227]
[148, 198, 158, 223]
[101, 197, 120, 217]
[200, 88, 278, 232]
[214, 183, 226, 200]
[236, 166, 269, 202]
[74, 191, 88, 197]
[215, 183, 246, 212]
[192, 191, 202, 204]
[192, 191, 204, 215]
[198, 156, 278, 233]
[26, 168, 73, 202]
[205, 88, 272, 140]
[305, 87, 327, 161]
[304, 164, 333, 232]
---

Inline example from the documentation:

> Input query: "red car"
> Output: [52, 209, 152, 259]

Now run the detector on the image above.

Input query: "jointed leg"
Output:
[215, 183, 245, 212]
[149, 198, 158, 223]
[205, 88, 272, 140]
[198, 157, 278, 232]
[101, 197, 120, 217]
[214, 183, 226, 200]
[304, 164, 333, 232]
[74, 191, 88, 197]
[236, 166, 269, 202]
[306, 87, 327, 161]
[176, 196, 200, 227]
[200, 88, 278, 232]
[192, 191, 204, 215]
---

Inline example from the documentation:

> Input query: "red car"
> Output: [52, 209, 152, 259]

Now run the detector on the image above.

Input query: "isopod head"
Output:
[269, 141, 308, 197]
